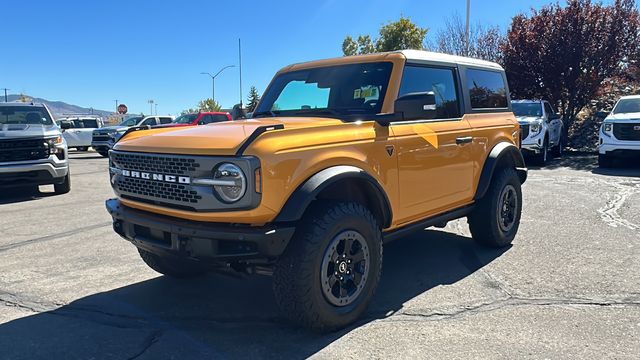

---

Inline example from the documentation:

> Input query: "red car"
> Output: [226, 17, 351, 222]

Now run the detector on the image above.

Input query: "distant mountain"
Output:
[4, 94, 113, 119]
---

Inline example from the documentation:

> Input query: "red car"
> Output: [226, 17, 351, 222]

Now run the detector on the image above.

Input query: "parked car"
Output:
[512, 100, 564, 165]
[153, 112, 232, 129]
[58, 116, 104, 151]
[92, 115, 174, 157]
[598, 95, 640, 167]
[105, 50, 527, 331]
[0, 102, 70, 194]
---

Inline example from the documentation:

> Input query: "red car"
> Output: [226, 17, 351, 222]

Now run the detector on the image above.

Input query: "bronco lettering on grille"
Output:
[121, 169, 191, 184]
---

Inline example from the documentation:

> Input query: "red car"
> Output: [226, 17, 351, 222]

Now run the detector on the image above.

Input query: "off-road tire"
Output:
[53, 173, 71, 195]
[273, 202, 383, 332]
[552, 136, 563, 158]
[138, 249, 207, 278]
[468, 167, 522, 248]
[98, 150, 109, 158]
[598, 154, 613, 168]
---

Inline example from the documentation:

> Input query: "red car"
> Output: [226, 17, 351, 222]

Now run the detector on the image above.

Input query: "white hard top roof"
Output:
[399, 50, 504, 70]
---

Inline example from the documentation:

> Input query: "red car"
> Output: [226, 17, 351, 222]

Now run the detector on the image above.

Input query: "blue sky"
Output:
[1, 0, 582, 115]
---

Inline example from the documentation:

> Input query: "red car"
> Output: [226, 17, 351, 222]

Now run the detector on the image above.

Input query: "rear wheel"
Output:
[53, 173, 71, 195]
[598, 154, 614, 168]
[273, 202, 382, 332]
[468, 167, 522, 248]
[138, 249, 207, 278]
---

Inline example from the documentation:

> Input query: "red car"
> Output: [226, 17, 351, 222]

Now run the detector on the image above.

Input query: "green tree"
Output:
[181, 98, 222, 114]
[246, 86, 261, 112]
[342, 16, 428, 56]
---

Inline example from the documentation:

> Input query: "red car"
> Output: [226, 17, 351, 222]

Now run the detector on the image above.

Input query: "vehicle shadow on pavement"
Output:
[525, 152, 640, 177]
[0, 230, 508, 359]
[0, 186, 57, 205]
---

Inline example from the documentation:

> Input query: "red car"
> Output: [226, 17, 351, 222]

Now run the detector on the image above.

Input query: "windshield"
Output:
[174, 114, 198, 124]
[0, 106, 54, 125]
[254, 62, 393, 120]
[63, 118, 99, 128]
[512, 102, 543, 117]
[612, 98, 640, 114]
[120, 116, 142, 126]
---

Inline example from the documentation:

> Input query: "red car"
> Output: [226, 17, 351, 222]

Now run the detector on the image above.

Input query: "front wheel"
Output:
[53, 173, 71, 195]
[273, 202, 382, 332]
[598, 154, 613, 168]
[97, 150, 109, 158]
[552, 136, 563, 158]
[468, 167, 522, 248]
[533, 137, 549, 165]
[138, 249, 207, 278]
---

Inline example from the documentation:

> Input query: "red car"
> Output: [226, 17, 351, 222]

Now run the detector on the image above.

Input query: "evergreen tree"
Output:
[246, 86, 261, 112]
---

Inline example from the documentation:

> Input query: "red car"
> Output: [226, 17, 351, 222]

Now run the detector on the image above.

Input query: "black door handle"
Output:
[456, 136, 473, 145]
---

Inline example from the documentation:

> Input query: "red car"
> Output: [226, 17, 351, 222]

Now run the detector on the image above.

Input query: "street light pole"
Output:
[155, 103, 158, 115]
[200, 65, 235, 104]
[1, 88, 9, 102]
[147, 99, 154, 115]
[465, 0, 471, 56]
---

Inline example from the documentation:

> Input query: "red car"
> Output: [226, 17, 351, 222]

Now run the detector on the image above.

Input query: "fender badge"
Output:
[386, 145, 395, 156]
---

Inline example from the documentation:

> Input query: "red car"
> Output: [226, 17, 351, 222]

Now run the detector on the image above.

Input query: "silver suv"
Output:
[0, 102, 70, 194]
[92, 115, 174, 157]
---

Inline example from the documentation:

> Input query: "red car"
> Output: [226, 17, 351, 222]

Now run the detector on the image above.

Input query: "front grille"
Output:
[520, 124, 530, 140]
[0, 138, 49, 163]
[613, 123, 640, 141]
[92, 134, 111, 142]
[110, 152, 200, 175]
[116, 177, 202, 204]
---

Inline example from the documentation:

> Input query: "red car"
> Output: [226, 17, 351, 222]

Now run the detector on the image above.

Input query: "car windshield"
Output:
[174, 114, 198, 124]
[0, 106, 54, 125]
[64, 118, 99, 128]
[120, 116, 142, 126]
[254, 62, 393, 120]
[512, 102, 543, 117]
[612, 98, 640, 114]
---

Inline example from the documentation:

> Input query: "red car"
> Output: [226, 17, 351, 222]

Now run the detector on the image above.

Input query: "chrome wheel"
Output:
[497, 184, 518, 233]
[320, 230, 370, 307]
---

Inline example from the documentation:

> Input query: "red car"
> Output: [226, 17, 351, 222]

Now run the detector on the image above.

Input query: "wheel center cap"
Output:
[338, 261, 348, 273]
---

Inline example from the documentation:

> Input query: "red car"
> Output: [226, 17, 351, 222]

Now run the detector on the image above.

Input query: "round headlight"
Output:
[213, 163, 246, 203]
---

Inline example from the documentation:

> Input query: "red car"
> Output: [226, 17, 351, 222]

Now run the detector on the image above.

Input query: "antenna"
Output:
[238, 38, 243, 107]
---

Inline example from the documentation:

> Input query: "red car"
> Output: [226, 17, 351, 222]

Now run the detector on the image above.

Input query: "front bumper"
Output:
[91, 140, 114, 151]
[598, 140, 640, 155]
[106, 198, 295, 261]
[0, 157, 69, 187]
[521, 134, 545, 154]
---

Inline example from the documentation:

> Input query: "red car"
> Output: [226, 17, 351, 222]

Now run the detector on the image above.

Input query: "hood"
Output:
[96, 125, 128, 133]
[0, 123, 61, 139]
[114, 117, 344, 155]
[516, 116, 543, 124]
[605, 112, 640, 122]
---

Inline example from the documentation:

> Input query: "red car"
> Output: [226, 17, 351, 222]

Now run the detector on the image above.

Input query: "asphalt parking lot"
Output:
[1, 151, 639, 359]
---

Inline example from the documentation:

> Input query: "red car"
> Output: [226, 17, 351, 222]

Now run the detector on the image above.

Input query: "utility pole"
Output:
[200, 65, 235, 104]
[1, 88, 9, 102]
[154, 103, 158, 115]
[147, 99, 154, 115]
[465, 0, 471, 56]
[113, 99, 119, 111]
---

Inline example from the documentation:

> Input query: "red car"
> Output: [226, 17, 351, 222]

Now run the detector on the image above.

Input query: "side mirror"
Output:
[60, 121, 71, 130]
[393, 92, 437, 122]
[595, 111, 609, 120]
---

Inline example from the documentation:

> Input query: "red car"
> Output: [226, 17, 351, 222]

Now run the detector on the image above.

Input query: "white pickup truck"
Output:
[598, 95, 640, 167]
[512, 100, 564, 165]
[58, 116, 104, 151]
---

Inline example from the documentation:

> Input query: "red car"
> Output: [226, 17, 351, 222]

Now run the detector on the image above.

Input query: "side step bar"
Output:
[383, 205, 474, 243]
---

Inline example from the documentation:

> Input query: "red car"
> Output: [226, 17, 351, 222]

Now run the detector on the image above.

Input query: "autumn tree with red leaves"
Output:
[502, 0, 639, 132]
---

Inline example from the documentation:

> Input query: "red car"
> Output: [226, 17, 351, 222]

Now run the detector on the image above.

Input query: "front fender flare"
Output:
[475, 142, 527, 200]
[274, 166, 392, 228]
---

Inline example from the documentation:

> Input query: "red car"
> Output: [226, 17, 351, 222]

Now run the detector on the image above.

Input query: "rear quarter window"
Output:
[466, 69, 508, 110]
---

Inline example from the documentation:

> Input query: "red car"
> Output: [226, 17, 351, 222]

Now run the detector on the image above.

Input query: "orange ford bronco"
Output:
[106, 50, 527, 331]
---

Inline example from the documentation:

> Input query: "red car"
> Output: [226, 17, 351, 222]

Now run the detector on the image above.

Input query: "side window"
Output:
[543, 102, 554, 117]
[213, 114, 229, 122]
[141, 117, 157, 126]
[159, 117, 172, 124]
[466, 69, 508, 109]
[399, 65, 461, 119]
[199, 115, 213, 125]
